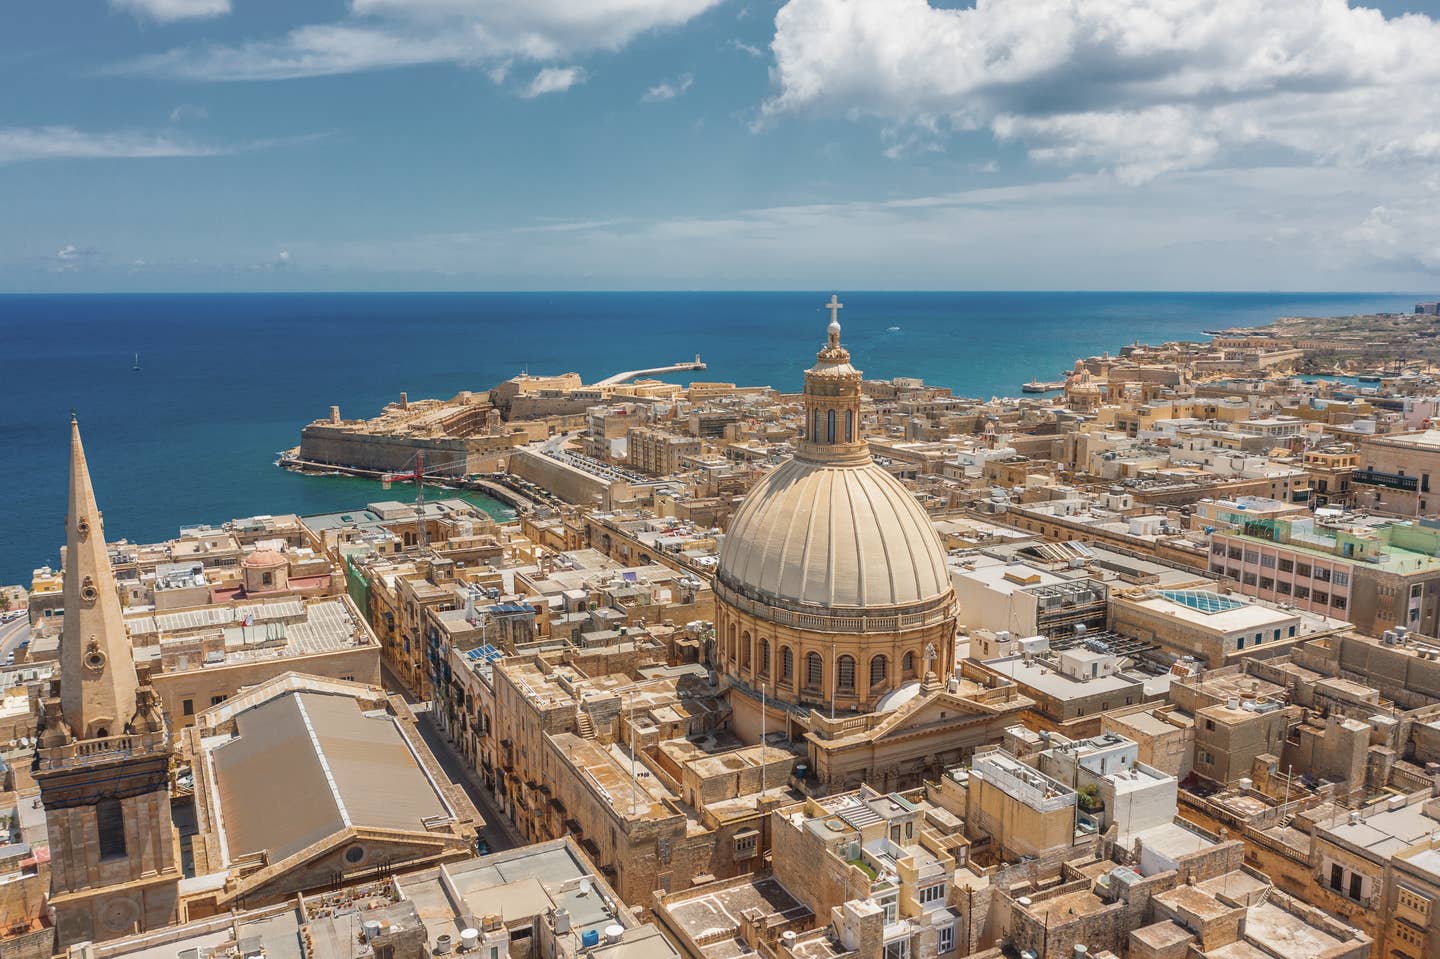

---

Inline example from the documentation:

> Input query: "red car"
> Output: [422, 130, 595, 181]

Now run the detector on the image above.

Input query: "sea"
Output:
[0, 290, 1422, 588]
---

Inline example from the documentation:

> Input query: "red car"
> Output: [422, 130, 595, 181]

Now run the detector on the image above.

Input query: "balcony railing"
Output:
[1352, 469, 1419, 492]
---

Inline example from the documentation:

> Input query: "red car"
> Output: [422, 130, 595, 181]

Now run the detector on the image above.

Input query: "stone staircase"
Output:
[575, 712, 596, 740]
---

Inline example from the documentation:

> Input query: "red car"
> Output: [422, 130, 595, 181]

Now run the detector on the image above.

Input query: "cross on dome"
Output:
[824, 293, 843, 346]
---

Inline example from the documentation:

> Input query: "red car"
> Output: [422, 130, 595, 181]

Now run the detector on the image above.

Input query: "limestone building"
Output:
[35, 417, 183, 947]
[714, 299, 958, 727]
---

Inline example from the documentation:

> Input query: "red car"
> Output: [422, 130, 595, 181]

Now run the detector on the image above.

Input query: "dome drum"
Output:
[713, 577, 953, 635]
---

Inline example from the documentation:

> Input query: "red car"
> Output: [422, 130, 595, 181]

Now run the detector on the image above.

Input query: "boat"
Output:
[132, 352, 140, 372]
[1357, 373, 1383, 383]
[1022, 378, 1065, 393]
[886, 325, 901, 333]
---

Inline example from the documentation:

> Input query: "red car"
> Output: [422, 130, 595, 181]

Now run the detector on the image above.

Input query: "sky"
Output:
[5, 0, 1440, 292]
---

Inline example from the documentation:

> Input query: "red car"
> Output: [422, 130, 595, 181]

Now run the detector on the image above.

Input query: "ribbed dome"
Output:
[717, 457, 951, 611]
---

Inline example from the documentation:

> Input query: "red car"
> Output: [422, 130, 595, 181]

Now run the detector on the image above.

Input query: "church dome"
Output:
[242, 549, 286, 569]
[716, 296, 951, 614]
[717, 456, 950, 610]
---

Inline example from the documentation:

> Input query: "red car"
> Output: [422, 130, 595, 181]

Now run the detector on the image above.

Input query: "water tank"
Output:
[553, 909, 571, 935]
[604, 924, 625, 945]
[363, 921, 382, 942]
[436, 935, 453, 955]
[1075, 946, 1089, 959]
[460, 929, 480, 951]
[581, 930, 601, 949]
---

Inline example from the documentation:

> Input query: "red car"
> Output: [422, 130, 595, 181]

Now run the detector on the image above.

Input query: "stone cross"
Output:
[824, 294, 843, 324]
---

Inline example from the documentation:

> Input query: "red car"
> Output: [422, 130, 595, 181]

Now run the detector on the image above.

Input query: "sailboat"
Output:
[132, 352, 141, 372]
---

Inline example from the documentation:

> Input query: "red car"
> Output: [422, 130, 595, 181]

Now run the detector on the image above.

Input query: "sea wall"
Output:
[298, 424, 514, 476]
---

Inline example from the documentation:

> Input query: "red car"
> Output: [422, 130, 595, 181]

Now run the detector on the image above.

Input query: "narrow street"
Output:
[381, 664, 525, 852]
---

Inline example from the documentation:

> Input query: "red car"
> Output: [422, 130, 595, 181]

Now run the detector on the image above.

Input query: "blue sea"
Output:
[0, 291, 1421, 587]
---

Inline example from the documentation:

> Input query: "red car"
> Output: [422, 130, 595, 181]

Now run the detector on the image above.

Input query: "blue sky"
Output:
[5, 0, 1440, 292]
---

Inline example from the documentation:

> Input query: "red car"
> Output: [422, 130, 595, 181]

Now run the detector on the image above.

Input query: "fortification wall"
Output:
[508, 448, 609, 506]
[298, 426, 513, 476]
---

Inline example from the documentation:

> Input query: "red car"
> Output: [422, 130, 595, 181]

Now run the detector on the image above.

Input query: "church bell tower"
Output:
[35, 415, 181, 947]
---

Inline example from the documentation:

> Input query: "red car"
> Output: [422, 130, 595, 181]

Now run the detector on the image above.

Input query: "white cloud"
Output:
[52, 244, 101, 273]
[169, 104, 208, 123]
[522, 66, 587, 98]
[115, 0, 724, 81]
[0, 126, 331, 166]
[642, 72, 693, 102]
[728, 38, 764, 58]
[110, 0, 229, 22]
[764, 0, 1440, 182]
[0, 126, 222, 164]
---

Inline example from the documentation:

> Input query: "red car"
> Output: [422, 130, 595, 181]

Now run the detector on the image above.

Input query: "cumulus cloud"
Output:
[764, 0, 1440, 181]
[642, 72, 693, 102]
[110, 0, 229, 22]
[522, 66, 587, 98]
[114, 0, 723, 81]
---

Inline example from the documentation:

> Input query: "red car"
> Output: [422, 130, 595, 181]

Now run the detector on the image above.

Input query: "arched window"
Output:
[780, 646, 794, 683]
[728, 625, 737, 663]
[812, 411, 822, 441]
[97, 797, 127, 860]
[870, 655, 888, 688]
[903, 651, 916, 676]
[759, 640, 771, 677]
[741, 631, 752, 669]
[806, 652, 824, 689]
[846, 410, 854, 442]
[837, 655, 856, 691]
[827, 410, 836, 444]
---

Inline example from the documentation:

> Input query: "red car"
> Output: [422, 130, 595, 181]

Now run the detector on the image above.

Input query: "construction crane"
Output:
[381, 451, 469, 548]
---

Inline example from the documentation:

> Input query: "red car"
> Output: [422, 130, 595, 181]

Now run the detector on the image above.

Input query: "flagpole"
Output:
[761, 681, 767, 795]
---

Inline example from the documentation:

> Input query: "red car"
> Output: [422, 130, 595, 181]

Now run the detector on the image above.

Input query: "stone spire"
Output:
[797, 294, 870, 466]
[59, 414, 140, 741]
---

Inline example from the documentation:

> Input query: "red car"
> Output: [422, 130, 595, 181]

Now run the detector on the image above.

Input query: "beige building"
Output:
[78, 838, 679, 959]
[961, 748, 1077, 861]
[627, 427, 702, 476]
[122, 593, 381, 726]
[1355, 430, 1440, 516]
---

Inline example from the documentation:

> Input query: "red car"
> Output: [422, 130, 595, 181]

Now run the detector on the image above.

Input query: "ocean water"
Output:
[0, 290, 1420, 587]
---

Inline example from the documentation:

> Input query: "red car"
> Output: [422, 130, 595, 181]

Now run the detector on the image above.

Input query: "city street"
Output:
[381, 664, 524, 853]
[0, 617, 30, 662]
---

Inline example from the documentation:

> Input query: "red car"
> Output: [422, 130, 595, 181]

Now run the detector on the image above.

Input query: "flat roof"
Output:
[662, 877, 810, 943]
[1129, 591, 1296, 632]
[986, 655, 1140, 699]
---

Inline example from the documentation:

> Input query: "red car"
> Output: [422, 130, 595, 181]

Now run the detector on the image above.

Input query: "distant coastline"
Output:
[0, 290, 1420, 586]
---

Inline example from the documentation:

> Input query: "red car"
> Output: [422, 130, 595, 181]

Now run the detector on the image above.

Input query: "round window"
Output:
[344, 845, 365, 865]
[80, 577, 99, 603]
